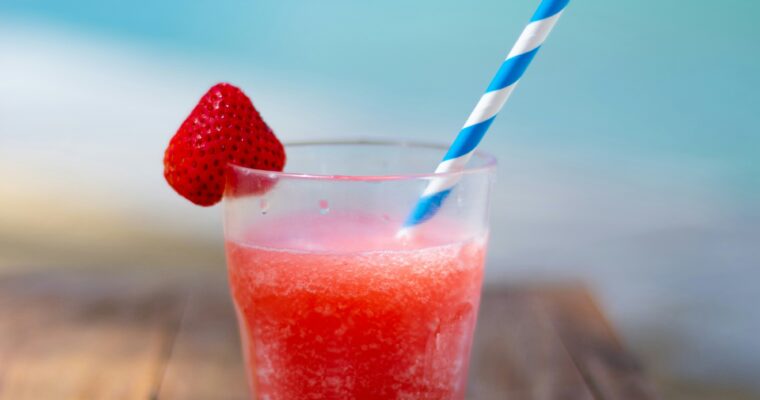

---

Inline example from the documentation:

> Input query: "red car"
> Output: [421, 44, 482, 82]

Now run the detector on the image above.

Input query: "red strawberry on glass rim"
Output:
[164, 83, 285, 206]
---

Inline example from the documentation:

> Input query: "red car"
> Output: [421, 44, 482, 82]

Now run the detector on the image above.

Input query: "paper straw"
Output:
[400, 0, 570, 235]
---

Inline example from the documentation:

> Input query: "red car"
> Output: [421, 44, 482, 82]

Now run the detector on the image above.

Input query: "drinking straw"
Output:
[400, 0, 570, 235]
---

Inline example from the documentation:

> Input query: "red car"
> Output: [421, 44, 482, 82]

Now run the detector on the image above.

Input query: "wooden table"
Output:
[0, 270, 657, 399]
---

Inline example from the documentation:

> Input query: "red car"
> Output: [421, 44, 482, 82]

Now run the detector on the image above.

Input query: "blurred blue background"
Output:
[1, 1, 758, 398]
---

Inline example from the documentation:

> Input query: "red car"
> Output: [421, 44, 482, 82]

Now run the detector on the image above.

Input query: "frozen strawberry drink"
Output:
[227, 216, 486, 399]
[223, 142, 495, 400]
[163, 85, 495, 399]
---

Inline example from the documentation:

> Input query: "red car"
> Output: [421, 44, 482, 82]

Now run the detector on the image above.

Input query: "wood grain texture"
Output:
[0, 271, 184, 400]
[157, 273, 248, 400]
[0, 271, 656, 400]
[540, 287, 661, 400]
[469, 289, 595, 400]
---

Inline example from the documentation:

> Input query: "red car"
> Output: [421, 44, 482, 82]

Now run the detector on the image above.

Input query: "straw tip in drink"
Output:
[395, 227, 413, 241]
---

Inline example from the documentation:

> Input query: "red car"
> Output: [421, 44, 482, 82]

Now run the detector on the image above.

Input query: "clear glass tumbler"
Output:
[223, 141, 496, 400]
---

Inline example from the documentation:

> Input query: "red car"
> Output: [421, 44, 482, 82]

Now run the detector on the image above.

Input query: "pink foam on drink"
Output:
[226, 215, 486, 400]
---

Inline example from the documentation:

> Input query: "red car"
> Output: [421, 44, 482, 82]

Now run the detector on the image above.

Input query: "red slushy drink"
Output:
[227, 216, 486, 399]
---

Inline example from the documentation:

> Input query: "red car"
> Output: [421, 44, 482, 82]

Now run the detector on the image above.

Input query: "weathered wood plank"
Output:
[157, 272, 248, 400]
[469, 288, 596, 400]
[541, 287, 660, 400]
[0, 271, 184, 400]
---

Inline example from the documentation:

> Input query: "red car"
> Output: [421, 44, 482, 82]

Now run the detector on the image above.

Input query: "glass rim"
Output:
[228, 139, 497, 182]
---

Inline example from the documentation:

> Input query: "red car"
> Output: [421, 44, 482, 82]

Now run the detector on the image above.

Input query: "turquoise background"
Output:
[2, 0, 758, 203]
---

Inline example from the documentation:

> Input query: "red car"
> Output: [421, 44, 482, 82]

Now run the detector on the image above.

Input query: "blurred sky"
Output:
[1, 0, 759, 395]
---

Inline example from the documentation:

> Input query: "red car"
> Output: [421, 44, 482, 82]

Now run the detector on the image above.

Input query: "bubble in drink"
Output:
[318, 199, 330, 215]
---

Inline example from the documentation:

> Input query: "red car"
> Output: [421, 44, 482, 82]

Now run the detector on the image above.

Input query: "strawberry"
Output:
[163, 83, 285, 206]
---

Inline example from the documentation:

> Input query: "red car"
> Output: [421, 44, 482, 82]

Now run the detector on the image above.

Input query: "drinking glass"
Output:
[223, 140, 496, 399]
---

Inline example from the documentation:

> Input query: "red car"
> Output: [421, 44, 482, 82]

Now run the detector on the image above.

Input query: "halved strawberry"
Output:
[163, 83, 285, 206]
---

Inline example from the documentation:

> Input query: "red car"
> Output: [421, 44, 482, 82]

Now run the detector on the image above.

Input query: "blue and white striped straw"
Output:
[400, 0, 570, 234]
